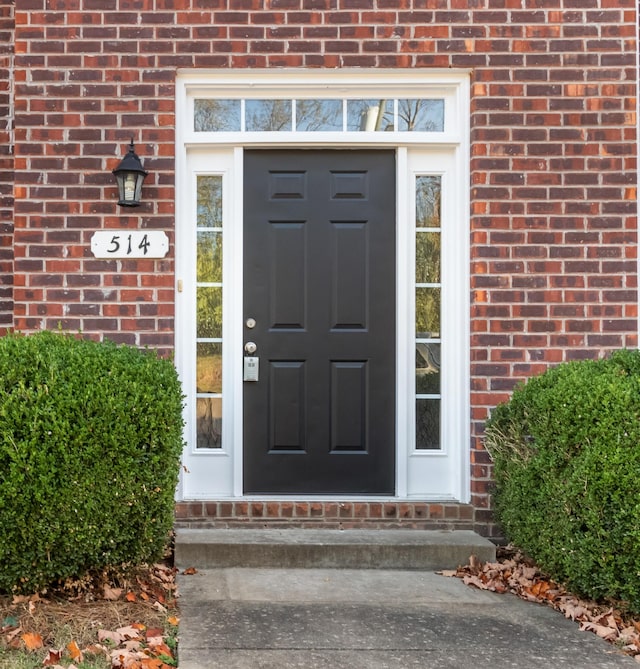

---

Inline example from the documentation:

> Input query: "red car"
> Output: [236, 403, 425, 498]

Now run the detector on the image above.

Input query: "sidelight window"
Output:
[195, 175, 223, 449]
[415, 175, 442, 450]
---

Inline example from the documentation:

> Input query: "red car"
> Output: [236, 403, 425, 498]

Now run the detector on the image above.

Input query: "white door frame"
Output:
[175, 70, 470, 502]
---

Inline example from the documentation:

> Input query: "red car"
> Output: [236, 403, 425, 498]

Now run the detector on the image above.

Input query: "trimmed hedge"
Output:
[485, 349, 640, 612]
[0, 331, 184, 594]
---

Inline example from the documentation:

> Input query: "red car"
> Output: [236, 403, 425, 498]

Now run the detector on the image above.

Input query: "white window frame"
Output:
[175, 69, 470, 502]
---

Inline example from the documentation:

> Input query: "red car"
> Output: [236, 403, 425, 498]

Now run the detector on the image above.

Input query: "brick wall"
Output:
[10, 0, 638, 530]
[0, 0, 14, 333]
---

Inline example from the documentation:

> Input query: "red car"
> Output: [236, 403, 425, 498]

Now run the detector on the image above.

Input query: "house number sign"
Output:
[91, 231, 169, 259]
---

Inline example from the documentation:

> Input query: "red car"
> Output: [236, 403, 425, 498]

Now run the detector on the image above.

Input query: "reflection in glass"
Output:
[194, 99, 241, 132]
[416, 287, 440, 338]
[197, 286, 222, 338]
[398, 99, 444, 132]
[416, 232, 441, 284]
[246, 99, 292, 131]
[346, 99, 394, 131]
[197, 231, 223, 283]
[416, 343, 440, 394]
[197, 342, 222, 394]
[197, 176, 223, 228]
[416, 176, 441, 228]
[197, 397, 222, 449]
[296, 99, 343, 131]
[416, 399, 440, 449]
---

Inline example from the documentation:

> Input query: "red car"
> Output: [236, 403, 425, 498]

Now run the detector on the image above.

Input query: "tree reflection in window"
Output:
[246, 100, 292, 132]
[398, 99, 444, 132]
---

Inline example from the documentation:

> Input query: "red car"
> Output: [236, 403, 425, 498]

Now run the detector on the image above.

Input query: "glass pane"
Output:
[197, 286, 222, 338]
[197, 397, 222, 449]
[246, 99, 292, 131]
[197, 175, 222, 228]
[416, 176, 441, 228]
[346, 99, 394, 131]
[197, 231, 222, 283]
[416, 287, 440, 338]
[416, 343, 441, 394]
[398, 99, 444, 132]
[197, 342, 222, 394]
[194, 99, 241, 132]
[416, 232, 440, 284]
[416, 399, 440, 449]
[296, 99, 342, 131]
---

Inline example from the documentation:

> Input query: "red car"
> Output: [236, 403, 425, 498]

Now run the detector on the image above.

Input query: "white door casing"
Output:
[175, 70, 470, 501]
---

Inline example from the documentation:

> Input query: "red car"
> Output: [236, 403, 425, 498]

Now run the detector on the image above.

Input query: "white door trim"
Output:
[175, 70, 470, 502]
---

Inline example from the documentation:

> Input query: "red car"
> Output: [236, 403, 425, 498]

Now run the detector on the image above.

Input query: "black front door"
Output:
[243, 150, 396, 494]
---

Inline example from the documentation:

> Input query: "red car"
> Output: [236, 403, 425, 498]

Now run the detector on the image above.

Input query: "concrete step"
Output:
[174, 528, 496, 571]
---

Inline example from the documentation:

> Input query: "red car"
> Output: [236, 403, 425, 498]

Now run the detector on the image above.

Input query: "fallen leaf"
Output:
[42, 648, 63, 665]
[103, 585, 123, 601]
[145, 627, 164, 640]
[116, 624, 143, 639]
[148, 640, 173, 657]
[153, 601, 167, 613]
[84, 643, 109, 656]
[140, 658, 165, 669]
[182, 567, 198, 575]
[6, 626, 22, 643]
[21, 631, 43, 650]
[98, 629, 124, 645]
[126, 591, 137, 602]
[580, 621, 618, 641]
[167, 616, 179, 626]
[67, 639, 83, 662]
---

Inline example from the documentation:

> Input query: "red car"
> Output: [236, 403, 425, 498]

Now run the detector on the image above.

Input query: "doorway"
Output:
[243, 150, 396, 494]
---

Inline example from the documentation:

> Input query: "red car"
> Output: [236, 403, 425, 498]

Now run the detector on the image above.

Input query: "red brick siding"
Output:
[10, 0, 638, 531]
[0, 0, 14, 333]
[175, 500, 477, 532]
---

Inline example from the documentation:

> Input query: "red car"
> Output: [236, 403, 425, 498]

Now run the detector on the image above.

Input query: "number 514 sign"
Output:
[91, 231, 169, 259]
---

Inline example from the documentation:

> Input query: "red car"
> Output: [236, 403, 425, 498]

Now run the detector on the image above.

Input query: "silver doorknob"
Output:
[244, 341, 257, 355]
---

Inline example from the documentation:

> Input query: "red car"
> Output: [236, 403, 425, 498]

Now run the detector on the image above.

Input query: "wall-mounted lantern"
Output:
[112, 139, 148, 207]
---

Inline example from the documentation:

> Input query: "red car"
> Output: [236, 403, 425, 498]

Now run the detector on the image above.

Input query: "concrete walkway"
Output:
[177, 568, 636, 669]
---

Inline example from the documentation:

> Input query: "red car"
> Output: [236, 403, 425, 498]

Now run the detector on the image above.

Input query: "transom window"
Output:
[194, 98, 445, 133]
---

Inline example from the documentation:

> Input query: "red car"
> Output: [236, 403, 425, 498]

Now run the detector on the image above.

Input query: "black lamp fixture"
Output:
[112, 138, 148, 207]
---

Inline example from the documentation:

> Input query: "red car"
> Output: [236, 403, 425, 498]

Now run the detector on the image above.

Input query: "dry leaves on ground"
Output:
[440, 547, 640, 662]
[0, 562, 179, 668]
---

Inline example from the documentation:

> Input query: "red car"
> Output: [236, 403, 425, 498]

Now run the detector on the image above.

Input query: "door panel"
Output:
[243, 150, 396, 494]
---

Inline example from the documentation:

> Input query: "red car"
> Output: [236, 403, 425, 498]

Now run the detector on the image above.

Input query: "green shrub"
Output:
[485, 349, 640, 611]
[0, 331, 184, 594]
